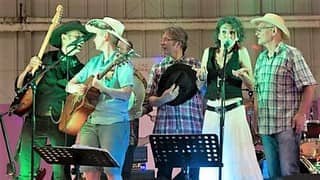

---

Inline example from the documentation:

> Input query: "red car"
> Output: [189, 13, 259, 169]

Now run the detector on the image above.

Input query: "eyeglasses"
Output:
[256, 26, 274, 33]
[161, 37, 176, 43]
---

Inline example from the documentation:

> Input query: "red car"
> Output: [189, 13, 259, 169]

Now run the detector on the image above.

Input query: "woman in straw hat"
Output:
[66, 17, 134, 180]
[251, 13, 317, 178]
[196, 16, 263, 180]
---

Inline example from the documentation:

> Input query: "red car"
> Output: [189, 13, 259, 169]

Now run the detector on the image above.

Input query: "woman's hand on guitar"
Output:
[92, 75, 105, 91]
[66, 83, 87, 95]
[26, 56, 42, 75]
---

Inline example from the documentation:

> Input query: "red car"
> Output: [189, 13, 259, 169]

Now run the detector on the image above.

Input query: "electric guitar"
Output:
[9, 5, 63, 116]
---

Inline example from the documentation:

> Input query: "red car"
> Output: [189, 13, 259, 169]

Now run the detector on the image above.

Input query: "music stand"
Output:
[33, 145, 119, 179]
[149, 134, 222, 180]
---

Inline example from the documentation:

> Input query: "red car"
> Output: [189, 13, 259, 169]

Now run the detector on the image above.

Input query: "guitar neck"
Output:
[38, 4, 63, 60]
[37, 24, 56, 59]
[97, 53, 122, 80]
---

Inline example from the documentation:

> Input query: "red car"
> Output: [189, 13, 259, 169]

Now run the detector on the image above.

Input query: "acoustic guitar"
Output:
[9, 5, 63, 116]
[59, 52, 131, 135]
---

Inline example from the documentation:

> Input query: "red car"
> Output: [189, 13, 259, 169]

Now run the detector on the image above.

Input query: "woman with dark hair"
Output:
[197, 16, 262, 179]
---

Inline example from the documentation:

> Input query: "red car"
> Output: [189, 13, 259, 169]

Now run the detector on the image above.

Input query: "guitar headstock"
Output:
[113, 52, 130, 66]
[51, 4, 63, 27]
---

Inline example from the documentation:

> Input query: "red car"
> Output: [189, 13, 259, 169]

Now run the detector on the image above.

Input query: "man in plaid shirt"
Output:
[146, 26, 204, 180]
[251, 13, 317, 178]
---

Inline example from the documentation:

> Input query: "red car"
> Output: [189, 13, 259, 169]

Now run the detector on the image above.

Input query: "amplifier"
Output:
[131, 169, 155, 180]
[133, 146, 148, 163]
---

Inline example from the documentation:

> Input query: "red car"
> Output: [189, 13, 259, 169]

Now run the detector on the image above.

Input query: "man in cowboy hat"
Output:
[14, 20, 92, 180]
[146, 26, 203, 180]
[251, 13, 317, 177]
[66, 17, 134, 180]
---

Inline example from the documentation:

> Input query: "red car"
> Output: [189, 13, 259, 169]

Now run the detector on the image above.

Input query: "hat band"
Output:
[87, 20, 115, 32]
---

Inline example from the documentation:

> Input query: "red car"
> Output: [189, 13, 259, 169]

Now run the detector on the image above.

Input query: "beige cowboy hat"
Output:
[251, 13, 290, 39]
[85, 17, 129, 45]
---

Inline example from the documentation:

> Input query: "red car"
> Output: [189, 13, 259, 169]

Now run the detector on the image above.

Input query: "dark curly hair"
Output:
[213, 16, 245, 47]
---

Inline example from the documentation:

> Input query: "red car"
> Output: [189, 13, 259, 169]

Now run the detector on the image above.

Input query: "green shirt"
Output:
[35, 50, 83, 118]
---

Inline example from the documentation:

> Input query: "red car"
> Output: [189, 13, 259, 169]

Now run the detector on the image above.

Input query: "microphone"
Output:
[224, 39, 234, 49]
[127, 48, 141, 57]
[67, 33, 94, 47]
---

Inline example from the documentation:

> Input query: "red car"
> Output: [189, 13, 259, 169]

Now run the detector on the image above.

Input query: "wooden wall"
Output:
[0, 0, 320, 103]
[0, 0, 320, 177]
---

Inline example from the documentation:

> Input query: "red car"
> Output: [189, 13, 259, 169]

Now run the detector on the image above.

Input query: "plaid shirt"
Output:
[254, 42, 316, 135]
[146, 56, 203, 134]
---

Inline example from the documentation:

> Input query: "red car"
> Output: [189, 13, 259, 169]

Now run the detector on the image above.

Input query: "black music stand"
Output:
[149, 134, 222, 180]
[33, 145, 119, 179]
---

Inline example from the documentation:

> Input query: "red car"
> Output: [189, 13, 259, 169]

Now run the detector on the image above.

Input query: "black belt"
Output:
[206, 100, 243, 113]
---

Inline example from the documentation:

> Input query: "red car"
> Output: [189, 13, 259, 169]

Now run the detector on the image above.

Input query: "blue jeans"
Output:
[261, 128, 301, 178]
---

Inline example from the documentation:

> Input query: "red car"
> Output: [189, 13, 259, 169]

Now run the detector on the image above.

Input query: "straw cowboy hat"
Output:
[251, 13, 290, 39]
[50, 21, 93, 48]
[85, 17, 129, 45]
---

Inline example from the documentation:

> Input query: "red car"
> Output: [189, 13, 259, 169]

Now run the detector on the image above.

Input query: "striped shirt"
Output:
[254, 42, 316, 135]
[146, 56, 203, 134]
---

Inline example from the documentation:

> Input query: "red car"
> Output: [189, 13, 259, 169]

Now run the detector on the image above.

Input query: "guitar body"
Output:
[10, 88, 33, 116]
[59, 52, 131, 135]
[59, 76, 100, 135]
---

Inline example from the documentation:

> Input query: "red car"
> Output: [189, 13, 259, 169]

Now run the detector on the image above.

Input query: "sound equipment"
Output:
[131, 170, 155, 180]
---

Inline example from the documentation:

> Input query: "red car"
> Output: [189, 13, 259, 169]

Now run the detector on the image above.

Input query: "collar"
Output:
[267, 42, 284, 58]
[58, 50, 75, 62]
[103, 51, 117, 64]
[163, 55, 185, 65]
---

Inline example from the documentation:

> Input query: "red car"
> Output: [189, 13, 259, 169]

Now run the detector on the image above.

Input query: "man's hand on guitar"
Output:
[26, 56, 42, 75]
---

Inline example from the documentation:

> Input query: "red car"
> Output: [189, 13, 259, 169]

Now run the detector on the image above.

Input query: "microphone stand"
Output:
[11, 60, 62, 180]
[217, 45, 228, 180]
[0, 111, 16, 177]
[30, 79, 37, 180]
[2, 39, 84, 180]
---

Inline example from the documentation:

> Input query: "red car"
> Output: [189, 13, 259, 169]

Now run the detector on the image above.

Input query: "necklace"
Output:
[215, 50, 233, 69]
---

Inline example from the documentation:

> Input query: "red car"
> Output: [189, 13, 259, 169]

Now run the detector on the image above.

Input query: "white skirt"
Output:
[199, 98, 263, 180]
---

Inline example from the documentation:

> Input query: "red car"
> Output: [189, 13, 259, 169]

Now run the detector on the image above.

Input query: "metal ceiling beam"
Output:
[0, 16, 319, 32]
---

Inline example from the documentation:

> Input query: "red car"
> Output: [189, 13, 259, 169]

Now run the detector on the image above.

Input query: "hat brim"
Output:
[85, 19, 129, 46]
[50, 21, 93, 48]
[251, 17, 290, 39]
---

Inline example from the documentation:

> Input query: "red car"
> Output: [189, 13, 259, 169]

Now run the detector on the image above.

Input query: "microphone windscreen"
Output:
[224, 39, 233, 48]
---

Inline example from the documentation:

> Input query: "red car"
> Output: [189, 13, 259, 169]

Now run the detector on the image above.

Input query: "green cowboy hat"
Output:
[49, 21, 93, 48]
